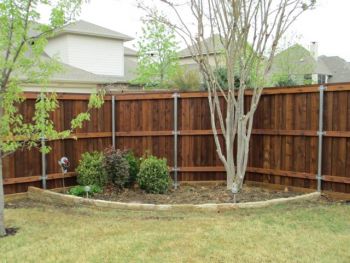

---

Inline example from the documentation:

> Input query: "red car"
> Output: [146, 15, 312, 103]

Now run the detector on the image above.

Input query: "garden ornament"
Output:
[58, 157, 70, 191]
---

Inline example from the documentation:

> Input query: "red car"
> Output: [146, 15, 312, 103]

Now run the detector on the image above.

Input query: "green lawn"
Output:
[1, 200, 350, 263]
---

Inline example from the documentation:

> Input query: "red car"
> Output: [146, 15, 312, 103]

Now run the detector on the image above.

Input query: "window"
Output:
[304, 74, 312, 84]
[318, 74, 326, 84]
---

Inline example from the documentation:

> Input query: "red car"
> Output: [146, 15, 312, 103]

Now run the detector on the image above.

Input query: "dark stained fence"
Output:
[3, 83, 350, 195]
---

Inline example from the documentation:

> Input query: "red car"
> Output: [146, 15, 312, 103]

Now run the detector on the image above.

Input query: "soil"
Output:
[92, 184, 302, 204]
[0, 227, 19, 238]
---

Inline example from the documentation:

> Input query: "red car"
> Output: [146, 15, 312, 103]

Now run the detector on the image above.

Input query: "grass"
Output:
[1, 200, 350, 263]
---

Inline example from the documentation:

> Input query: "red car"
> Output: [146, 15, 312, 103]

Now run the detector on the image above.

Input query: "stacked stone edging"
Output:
[27, 187, 320, 212]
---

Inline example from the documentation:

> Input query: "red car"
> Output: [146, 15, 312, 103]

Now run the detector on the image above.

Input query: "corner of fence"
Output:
[316, 84, 326, 192]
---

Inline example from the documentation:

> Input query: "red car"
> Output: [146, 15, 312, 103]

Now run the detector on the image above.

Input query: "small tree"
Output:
[0, 0, 104, 237]
[141, 0, 315, 193]
[133, 16, 180, 88]
[269, 36, 315, 86]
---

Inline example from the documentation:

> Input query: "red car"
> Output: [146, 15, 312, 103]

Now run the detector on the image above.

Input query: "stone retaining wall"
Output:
[27, 187, 321, 212]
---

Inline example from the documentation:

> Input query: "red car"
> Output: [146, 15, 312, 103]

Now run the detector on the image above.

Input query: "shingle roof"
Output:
[178, 35, 223, 58]
[54, 20, 133, 41]
[52, 62, 128, 84]
[319, 56, 350, 83]
[124, 47, 137, 56]
[315, 58, 332, 75]
[18, 52, 132, 84]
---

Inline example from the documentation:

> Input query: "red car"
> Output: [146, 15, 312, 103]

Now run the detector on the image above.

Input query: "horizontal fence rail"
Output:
[3, 82, 350, 195]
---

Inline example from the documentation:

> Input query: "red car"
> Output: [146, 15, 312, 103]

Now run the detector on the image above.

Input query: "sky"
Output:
[44, 0, 350, 61]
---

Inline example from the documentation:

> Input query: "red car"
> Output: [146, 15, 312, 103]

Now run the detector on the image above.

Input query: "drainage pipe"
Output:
[317, 85, 326, 192]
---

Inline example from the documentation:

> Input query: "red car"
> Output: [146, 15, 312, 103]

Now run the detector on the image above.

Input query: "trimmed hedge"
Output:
[76, 152, 107, 187]
[137, 155, 171, 194]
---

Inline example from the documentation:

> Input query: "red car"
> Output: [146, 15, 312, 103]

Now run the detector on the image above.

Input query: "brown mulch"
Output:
[92, 184, 302, 204]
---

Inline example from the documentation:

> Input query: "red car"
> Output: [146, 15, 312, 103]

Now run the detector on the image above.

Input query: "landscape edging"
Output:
[27, 186, 320, 212]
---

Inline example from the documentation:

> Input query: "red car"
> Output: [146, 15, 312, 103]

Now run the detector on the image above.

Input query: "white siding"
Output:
[45, 34, 124, 76]
[45, 35, 69, 62]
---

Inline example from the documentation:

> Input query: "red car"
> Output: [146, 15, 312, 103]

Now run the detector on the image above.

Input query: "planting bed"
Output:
[92, 184, 301, 204]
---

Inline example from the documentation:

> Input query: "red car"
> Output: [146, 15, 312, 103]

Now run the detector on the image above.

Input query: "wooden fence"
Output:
[3, 82, 350, 196]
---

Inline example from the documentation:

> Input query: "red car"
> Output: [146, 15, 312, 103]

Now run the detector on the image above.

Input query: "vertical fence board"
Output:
[3, 84, 350, 194]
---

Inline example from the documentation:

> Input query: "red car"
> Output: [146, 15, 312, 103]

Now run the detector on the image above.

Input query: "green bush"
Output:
[68, 185, 102, 197]
[171, 67, 201, 91]
[76, 152, 107, 187]
[137, 155, 171, 194]
[124, 150, 140, 187]
[103, 147, 130, 188]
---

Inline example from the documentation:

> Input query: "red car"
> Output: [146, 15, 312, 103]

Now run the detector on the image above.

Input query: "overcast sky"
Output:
[53, 0, 350, 61]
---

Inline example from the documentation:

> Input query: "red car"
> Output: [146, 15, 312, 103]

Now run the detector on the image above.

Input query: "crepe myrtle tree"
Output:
[0, 0, 105, 237]
[140, 0, 316, 192]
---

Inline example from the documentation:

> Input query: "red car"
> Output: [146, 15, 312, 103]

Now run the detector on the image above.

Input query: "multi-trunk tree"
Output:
[0, 0, 104, 237]
[141, 0, 316, 194]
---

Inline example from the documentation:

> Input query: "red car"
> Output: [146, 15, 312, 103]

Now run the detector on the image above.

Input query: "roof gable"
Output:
[54, 20, 133, 41]
[178, 35, 223, 58]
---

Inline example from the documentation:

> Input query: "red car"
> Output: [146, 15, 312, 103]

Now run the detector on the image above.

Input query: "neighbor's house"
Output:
[267, 42, 350, 86]
[178, 35, 224, 71]
[23, 20, 138, 93]
[178, 37, 350, 86]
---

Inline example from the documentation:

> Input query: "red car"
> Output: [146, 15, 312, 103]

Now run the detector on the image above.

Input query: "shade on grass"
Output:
[1, 201, 350, 262]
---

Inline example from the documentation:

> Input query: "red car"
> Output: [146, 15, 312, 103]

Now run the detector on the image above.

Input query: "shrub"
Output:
[76, 152, 107, 187]
[68, 185, 102, 197]
[103, 147, 130, 188]
[171, 67, 201, 91]
[124, 150, 140, 187]
[137, 155, 171, 194]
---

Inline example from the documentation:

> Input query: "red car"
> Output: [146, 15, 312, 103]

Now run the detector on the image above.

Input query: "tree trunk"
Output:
[0, 103, 6, 236]
[226, 162, 234, 190]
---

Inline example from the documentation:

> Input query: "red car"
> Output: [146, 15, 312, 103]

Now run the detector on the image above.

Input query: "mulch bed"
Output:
[92, 184, 302, 204]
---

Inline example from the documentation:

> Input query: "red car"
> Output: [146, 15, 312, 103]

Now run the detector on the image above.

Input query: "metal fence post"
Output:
[172, 92, 180, 189]
[112, 95, 116, 149]
[39, 92, 47, 189]
[317, 85, 326, 192]
[41, 137, 47, 189]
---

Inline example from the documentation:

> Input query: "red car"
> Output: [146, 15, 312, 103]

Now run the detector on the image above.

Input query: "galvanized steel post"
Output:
[39, 92, 47, 189]
[41, 136, 47, 189]
[112, 95, 116, 149]
[173, 92, 180, 189]
[317, 85, 326, 192]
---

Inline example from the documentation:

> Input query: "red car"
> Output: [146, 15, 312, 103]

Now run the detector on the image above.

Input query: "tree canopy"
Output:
[133, 17, 179, 88]
[0, 0, 104, 237]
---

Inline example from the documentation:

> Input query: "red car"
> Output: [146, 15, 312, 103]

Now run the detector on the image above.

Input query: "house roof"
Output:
[53, 20, 133, 41]
[51, 62, 129, 84]
[124, 46, 138, 56]
[319, 56, 350, 83]
[18, 51, 133, 84]
[315, 57, 332, 75]
[268, 44, 334, 76]
[178, 35, 223, 58]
